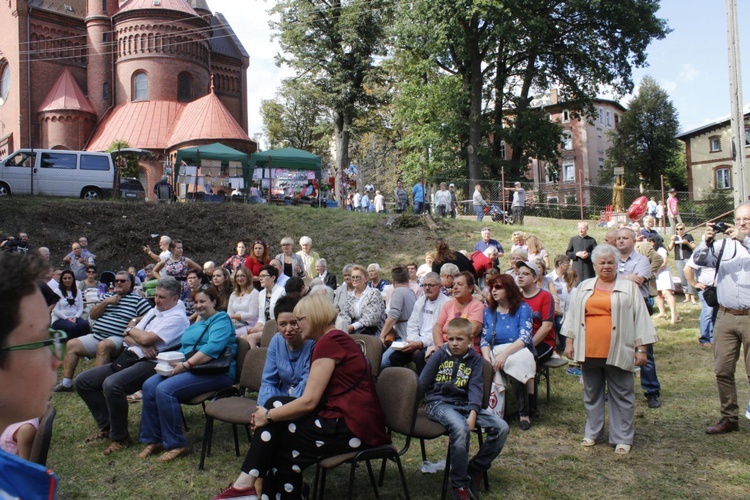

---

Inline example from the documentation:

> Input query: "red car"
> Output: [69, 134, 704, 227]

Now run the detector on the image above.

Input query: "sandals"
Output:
[581, 437, 597, 447]
[614, 444, 631, 455]
[156, 446, 190, 462]
[137, 443, 163, 459]
[85, 429, 109, 443]
[127, 390, 143, 404]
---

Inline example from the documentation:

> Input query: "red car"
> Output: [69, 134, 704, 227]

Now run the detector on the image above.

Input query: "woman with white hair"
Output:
[296, 236, 319, 286]
[275, 237, 306, 280]
[333, 264, 354, 313]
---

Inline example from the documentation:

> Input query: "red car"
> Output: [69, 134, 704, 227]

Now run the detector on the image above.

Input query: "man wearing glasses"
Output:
[0, 254, 63, 497]
[54, 271, 151, 392]
[694, 203, 750, 435]
[76, 277, 189, 455]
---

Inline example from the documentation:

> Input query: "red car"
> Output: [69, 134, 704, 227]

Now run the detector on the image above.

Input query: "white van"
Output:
[0, 149, 115, 199]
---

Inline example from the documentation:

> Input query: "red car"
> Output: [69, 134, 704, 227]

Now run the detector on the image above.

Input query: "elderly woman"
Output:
[245, 265, 285, 347]
[439, 262, 460, 297]
[52, 270, 90, 338]
[244, 240, 270, 290]
[341, 265, 385, 336]
[562, 244, 658, 455]
[257, 296, 314, 406]
[275, 237, 306, 280]
[211, 267, 232, 311]
[138, 286, 236, 462]
[480, 274, 535, 430]
[227, 267, 259, 337]
[151, 240, 202, 298]
[213, 295, 390, 500]
[222, 241, 249, 272]
[333, 264, 354, 312]
[431, 271, 484, 357]
[296, 236, 319, 286]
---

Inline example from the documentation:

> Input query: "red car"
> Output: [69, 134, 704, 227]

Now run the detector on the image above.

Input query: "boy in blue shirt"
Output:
[419, 318, 509, 500]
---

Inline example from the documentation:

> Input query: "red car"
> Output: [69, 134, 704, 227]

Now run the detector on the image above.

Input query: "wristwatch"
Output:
[635, 347, 646, 354]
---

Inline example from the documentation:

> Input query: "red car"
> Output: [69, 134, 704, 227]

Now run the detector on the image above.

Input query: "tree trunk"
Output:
[333, 109, 351, 209]
[466, 35, 483, 183]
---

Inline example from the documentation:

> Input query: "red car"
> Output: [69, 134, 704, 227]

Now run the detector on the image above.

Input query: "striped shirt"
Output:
[91, 292, 152, 340]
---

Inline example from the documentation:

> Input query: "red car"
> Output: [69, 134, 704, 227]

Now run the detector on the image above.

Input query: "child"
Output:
[0, 419, 38, 460]
[419, 318, 509, 500]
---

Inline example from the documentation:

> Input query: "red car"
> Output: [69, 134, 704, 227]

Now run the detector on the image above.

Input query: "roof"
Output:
[676, 106, 750, 140]
[251, 148, 322, 172]
[210, 12, 249, 60]
[117, 0, 198, 17]
[175, 142, 248, 167]
[28, 0, 87, 19]
[168, 89, 251, 146]
[86, 101, 186, 151]
[38, 68, 96, 114]
[190, 0, 211, 12]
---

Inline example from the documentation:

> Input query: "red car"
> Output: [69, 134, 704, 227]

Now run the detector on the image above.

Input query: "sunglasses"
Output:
[0, 329, 67, 361]
[114, 279, 129, 284]
[491, 284, 505, 291]
[254, 240, 265, 245]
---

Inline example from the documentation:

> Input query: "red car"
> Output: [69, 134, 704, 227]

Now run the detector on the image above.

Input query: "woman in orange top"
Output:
[562, 244, 657, 455]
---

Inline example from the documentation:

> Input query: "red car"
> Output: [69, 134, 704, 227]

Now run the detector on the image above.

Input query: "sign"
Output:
[614, 167, 625, 175]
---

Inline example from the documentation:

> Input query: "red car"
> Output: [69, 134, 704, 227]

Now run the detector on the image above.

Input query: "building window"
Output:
[132, 71, 148, 101]
[103, 32, 110, 44]
[102, 82, 110, 100]
[614, 114, 620, 126]
[562, 131, 573, 150]
[599, 158, 604, 170]
[499, 141, 505, 160]
[606, 111, 612, 127]
[177, 72, 192, 102]
[598, 107, 604, 124]
[562, 109, 570, 123]
[101, 0, 107, 11]
[709, 136, 721, 153]
[745, 127, 749, 146]
[0, 61, 10, 106]
[563, 160, 575, 183]
[716, 167, 731, 190]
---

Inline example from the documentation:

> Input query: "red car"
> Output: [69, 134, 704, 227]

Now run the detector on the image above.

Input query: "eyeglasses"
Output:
[258, 274, 270, 279]
[421, 283, 439, 288]
[294, 316, 307, 323]
[114, 279, 128, 284]
[491, 284, 505, 291]
[351, 275, 364, 281]
[254, 240, 264, 245]
[0, 329, 67, 361]
[676, 227, 685, 231]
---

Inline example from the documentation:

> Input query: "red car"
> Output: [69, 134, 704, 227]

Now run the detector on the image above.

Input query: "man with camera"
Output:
[693, 203, 750, 434]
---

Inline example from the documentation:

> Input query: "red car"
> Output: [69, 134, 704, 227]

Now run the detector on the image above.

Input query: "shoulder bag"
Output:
[186, 317, 233, 375]
[702, 239, 726, 308]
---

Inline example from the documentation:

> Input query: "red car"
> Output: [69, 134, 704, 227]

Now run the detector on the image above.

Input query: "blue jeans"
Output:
[474, 205, 485, 221]
[139, 371, 232, 450]
[639, 344, 661, 397]
[698, 290, 717, 345]
[425, 402, 508, 488]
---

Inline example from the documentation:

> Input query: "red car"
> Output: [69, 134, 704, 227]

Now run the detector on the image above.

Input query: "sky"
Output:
[208, 0, 750, 147]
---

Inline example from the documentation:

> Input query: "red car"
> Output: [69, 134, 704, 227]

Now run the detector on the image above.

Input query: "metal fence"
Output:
[421, 178, 735, 227]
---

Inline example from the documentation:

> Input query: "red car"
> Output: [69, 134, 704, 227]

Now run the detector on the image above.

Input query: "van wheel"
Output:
[81, 187, 102, 200]
[0, 183, 9, 196]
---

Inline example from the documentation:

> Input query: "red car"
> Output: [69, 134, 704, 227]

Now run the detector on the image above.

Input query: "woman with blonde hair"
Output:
[341, 265, 385, 336]
[526, 235, 550, 270]
[227, 267, 259, 337]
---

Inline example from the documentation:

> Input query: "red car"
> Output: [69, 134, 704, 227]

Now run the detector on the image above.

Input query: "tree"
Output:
[604, 76, 685, 189]
[270, 0, 392, 203]
[107, 140, 140, 178]
[260, 79, 331, 157]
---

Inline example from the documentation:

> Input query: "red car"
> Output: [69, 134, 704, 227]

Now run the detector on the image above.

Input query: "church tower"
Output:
[85, 0, 119, 119]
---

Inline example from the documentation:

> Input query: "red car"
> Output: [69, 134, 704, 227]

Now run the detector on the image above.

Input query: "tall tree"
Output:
[270, 0, 392, 202]
[604, 76, 685, 189]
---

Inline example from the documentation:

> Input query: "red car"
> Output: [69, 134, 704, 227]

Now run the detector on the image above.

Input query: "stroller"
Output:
[484, 203, 513, 224]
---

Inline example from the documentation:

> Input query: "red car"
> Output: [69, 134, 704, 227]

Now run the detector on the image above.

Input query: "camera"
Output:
[713, 221, 730, 234]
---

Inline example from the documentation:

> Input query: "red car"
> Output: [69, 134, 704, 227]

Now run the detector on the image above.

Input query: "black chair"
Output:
[311, 367, 418, 500]
[535, 357, 569, 403]
[29, 404, 56, 467]
[198, 347, 267, 470]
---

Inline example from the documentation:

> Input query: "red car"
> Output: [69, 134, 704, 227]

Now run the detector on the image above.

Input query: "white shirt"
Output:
[405, 293, 450, 347]
[127, 302, 189, 358]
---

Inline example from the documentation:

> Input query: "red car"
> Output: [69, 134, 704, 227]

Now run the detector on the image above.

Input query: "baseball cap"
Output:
[515, 260, 539, 276]
[668, 188, 676, 193]
[449, 183, 455, 188]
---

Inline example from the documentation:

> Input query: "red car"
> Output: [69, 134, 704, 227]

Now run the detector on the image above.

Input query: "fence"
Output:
[420, 178, 735, 227]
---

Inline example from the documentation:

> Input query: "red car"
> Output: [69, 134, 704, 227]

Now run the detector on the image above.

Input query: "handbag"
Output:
[111, 349, 141, 372]
[703, 240, 726, 308]
[186, 319, 233, 375]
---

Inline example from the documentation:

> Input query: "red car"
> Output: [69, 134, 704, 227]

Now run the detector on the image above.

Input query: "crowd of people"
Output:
[1, 202, 748, 499]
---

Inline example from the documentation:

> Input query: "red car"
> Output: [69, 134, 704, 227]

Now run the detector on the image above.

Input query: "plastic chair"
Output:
[260, 320, 277, 347]
[198, 348, 267, 470]
[350, 334, 383, 378]
[311, 367, 418, 500]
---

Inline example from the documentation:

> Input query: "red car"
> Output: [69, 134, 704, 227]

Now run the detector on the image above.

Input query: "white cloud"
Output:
[679, 63, 700, 81]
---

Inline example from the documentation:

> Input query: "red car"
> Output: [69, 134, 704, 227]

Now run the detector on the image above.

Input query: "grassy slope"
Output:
[1, 198, 749, 499]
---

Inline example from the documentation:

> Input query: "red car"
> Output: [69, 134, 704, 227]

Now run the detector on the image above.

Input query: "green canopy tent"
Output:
[248, 148, 322, 202]
[174, 143, 249, 199]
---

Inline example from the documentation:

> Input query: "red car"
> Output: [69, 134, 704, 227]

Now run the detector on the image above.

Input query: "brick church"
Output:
[0, 0, 255, 196]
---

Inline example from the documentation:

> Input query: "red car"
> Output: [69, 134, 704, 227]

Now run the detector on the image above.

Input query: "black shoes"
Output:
[646, 394, 661, 409]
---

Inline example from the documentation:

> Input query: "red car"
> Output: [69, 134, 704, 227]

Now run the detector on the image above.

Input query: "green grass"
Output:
[2, 198, 749, 498]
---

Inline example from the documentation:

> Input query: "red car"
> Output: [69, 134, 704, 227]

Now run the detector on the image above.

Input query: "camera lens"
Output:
[714, 221, 729, 234]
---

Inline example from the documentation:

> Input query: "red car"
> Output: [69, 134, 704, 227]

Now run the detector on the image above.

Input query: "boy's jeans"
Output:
[426, 402, 509, 488]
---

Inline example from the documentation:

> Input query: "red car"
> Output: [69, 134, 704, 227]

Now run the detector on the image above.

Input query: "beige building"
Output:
[676, 111, 750, 201]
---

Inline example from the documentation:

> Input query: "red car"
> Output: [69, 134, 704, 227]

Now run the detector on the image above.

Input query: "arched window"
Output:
[0, 60, 10, 106]
[132, 71, 148, 101]
[102, 82, 110, 100]
[177, 72, 192, 102]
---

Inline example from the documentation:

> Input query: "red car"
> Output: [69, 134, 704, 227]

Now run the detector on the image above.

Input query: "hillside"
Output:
[0, 197, 586, 273]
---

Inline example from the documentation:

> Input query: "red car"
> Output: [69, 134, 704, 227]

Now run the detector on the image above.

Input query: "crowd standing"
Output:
[2, 199, 745, 500]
